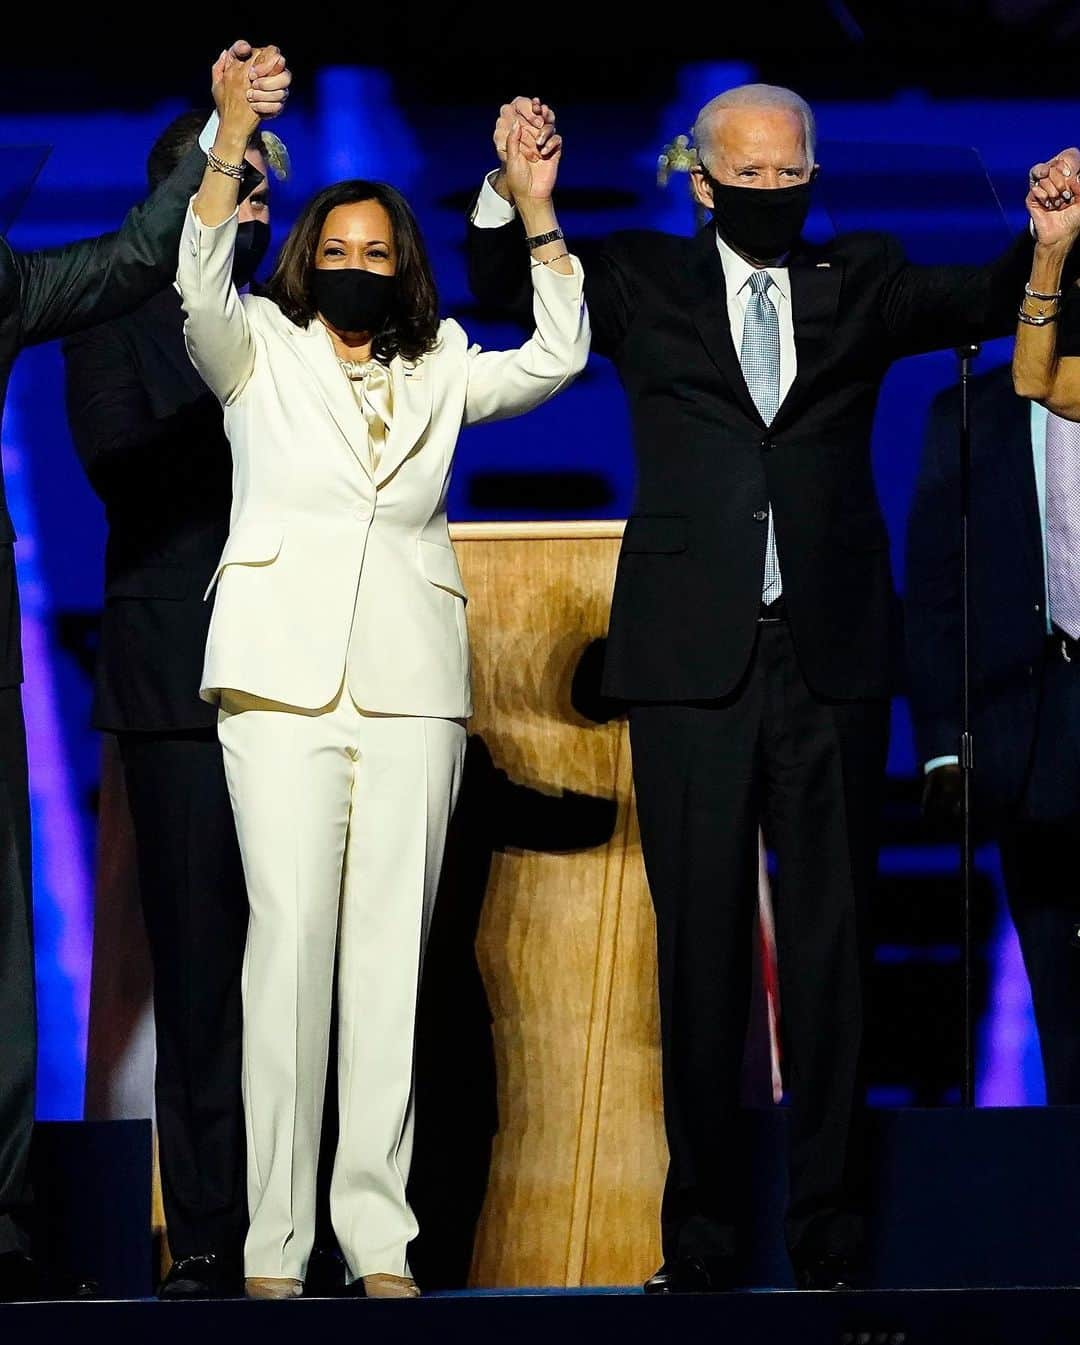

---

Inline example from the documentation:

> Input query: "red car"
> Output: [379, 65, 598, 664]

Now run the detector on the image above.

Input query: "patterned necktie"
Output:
[341, 359, 393, 471]
[1046, 408, 1080, 639]
[739, 270, 783, 604]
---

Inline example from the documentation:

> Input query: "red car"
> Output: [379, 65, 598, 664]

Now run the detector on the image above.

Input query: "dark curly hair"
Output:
[263, 179, 440, 364]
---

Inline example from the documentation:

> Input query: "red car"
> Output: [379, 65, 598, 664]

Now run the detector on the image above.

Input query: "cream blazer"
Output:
[176, 201, 589, 718]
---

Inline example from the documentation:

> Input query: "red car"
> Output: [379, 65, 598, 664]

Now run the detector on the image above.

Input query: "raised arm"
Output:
[466, 96, 634, 358]
[882, 147, 1080, 361]
[178, 46, 285, 404]
[1012, 163, 1080, 418]
[15, 40, 290, 350]
[464, 119, 589, 424]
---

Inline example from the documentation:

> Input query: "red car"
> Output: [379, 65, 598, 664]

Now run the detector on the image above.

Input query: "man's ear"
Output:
[690, 168, 714, 211]
[809, 163, 821, 183]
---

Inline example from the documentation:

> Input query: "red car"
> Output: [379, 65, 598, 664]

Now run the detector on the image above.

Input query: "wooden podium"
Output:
[448, 521, 667, 1287]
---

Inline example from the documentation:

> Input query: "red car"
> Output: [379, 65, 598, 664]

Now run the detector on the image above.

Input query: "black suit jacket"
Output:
[467, 214, 1036, 702]
[0, 146, 208, 690]
[905, 362, 1068, 815]
[63, 286, 231, 732]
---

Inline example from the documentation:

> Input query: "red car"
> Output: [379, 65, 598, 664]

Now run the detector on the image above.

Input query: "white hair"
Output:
[692, 83, 817, 171]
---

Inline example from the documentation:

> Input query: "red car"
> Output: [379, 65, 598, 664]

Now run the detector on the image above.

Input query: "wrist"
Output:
[1032, 240, 1071, 267]
[518, 201, 556, 234]
[212, 127, 250, 161]
[491, 169, 514, 204]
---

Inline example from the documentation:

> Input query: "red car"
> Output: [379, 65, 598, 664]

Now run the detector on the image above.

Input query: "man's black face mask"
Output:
[700, 167, 815, 261]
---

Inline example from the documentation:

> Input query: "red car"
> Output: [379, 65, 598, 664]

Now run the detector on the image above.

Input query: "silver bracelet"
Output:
[1025, 281, 1063, 302]
[207, 148, 245, 180]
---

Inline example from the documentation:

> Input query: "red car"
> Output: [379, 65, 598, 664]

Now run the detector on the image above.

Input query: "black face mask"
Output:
[703, 174, 813, 262]
[233, 220, 271, 289]
[311, 268, 397, 334]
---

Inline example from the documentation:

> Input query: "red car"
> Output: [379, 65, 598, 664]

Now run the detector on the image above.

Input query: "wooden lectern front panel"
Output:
[450, 524, 666, 1288]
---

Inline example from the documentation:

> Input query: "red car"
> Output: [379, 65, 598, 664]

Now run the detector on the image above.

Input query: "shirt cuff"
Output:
[924, 755, 960, 775]
[472, 171, 517, 228]
[199, 113, 220, 154]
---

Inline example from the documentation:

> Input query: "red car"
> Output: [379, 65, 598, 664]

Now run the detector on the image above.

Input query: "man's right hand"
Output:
[921, 762, 963, 837]
[491, 96, 557, 203]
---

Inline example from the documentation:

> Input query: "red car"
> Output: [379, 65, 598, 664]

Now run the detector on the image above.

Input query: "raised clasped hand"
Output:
[212, 40, 293, 137]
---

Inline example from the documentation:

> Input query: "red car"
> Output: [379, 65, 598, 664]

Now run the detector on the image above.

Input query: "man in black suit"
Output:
[906, 344, 1080, 1106]
[467, 85, 1075, 1291]
[0, 42, 291, 1303]
[62, 109, 287, 1299]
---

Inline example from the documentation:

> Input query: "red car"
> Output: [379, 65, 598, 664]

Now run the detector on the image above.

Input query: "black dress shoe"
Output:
[643, 1254, 736, 1294]
[0, 1251, 97, 1302]
[793, 1252, 857, 1291]
[158, 1253, 239, 1300]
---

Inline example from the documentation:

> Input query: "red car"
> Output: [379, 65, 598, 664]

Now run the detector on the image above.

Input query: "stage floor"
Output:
[2, 1285, 1079, 1345]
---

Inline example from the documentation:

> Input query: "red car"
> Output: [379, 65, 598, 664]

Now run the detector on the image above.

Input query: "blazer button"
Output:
[752, 510, 768, 522]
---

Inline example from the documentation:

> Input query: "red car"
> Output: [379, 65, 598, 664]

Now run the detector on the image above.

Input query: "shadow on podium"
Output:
[740, 1105, 1080, 1289]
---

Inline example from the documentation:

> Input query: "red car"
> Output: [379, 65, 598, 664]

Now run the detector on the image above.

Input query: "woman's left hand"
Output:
[505, 116, 563, 206]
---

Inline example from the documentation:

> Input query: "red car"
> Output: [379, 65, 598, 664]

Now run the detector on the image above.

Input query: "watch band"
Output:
[526, 227, 564, 250]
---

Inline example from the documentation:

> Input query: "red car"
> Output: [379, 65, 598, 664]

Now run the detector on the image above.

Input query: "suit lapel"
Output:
[291, 319, 374, 480]
[772, 247, 843, 429]
[682, 227, 766, 427]
[374, 357, 433, 488]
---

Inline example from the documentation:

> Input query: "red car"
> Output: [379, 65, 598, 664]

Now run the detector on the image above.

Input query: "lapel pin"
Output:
[816, 262, 831, 269]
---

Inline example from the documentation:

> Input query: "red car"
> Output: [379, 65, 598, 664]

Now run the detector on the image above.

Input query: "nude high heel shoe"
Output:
[244, 1276, 303, 1299]
[360, 1273, 421, 1298]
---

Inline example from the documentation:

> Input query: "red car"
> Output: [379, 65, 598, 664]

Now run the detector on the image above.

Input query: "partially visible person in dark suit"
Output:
[62, 107, 289, 1300]
[906, 344, 1080, 1107]
[0, 41, 291, 1304]
[467, 87, 1079, 1294]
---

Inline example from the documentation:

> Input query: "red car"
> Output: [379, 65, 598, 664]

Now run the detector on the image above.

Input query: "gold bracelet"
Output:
[1020, 293, 1060, 319]
[537, 252, 571, 267]
[1017, 306, 1059, 326]
[207, 148, 245, 180]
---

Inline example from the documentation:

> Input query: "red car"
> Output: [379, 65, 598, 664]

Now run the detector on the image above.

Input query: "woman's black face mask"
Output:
[700, 168, 814, 261]
[311, 267, 397, 333]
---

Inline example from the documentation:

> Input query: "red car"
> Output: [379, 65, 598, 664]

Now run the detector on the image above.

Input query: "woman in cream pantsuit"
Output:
[176, 55, 587, 1299]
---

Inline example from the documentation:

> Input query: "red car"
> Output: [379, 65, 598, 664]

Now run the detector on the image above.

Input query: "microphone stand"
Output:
[956, 342, 980, 1109]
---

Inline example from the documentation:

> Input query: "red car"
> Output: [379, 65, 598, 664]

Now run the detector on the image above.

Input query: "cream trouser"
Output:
[217, 685, 466, 1282]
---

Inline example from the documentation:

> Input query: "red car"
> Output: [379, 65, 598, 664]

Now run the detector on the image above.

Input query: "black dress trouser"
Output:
[0, 687, 33, 1256]
[628, 618, 889, 1264]
[117, 728, 248, 1268]
[997, 644, 1080, 1106]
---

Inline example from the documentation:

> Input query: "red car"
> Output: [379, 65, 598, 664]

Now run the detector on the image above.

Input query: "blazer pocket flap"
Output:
[418, 539, 467, 599]
[204, 522, 283, 599]
[621, 514, 688, 555]
[106, 566, 189, 601]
